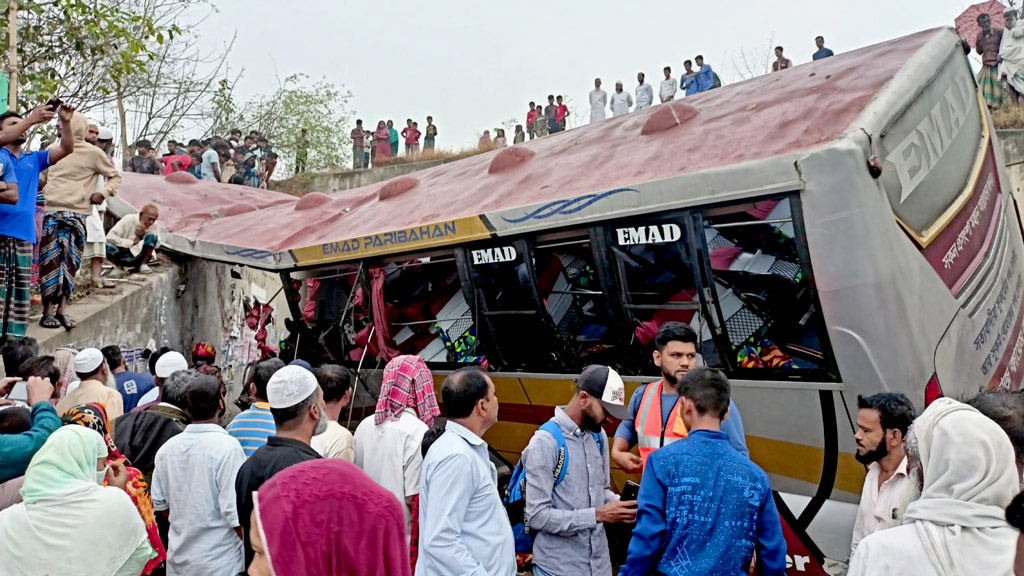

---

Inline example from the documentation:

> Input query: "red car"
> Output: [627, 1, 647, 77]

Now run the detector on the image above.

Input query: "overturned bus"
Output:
[112, 27, 1024, 570]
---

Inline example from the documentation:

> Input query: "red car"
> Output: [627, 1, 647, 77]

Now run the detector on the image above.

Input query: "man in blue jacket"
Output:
[620, 367, 786, 576]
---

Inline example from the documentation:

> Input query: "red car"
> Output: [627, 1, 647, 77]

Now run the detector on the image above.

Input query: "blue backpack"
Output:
[503, 420, 604, 554]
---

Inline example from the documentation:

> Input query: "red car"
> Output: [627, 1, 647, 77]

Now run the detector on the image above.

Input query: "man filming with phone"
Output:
[520, 365, 637, 576]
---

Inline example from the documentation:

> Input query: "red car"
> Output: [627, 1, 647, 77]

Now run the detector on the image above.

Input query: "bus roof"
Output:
[113, 28, 943, 270]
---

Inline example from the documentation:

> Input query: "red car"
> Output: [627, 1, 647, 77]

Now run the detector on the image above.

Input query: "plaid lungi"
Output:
[39, 211, 86, 305]
[0, 236, 32, 339]
[31, 205, 43, 286]
[979, 65, 1006, 109]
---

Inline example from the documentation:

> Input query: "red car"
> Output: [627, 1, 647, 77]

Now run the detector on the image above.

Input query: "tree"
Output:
[111, 1, 235, 168]
[0, 0, 184, 114]
[735, 33, 776, 81]
[222, 74, 354, 173]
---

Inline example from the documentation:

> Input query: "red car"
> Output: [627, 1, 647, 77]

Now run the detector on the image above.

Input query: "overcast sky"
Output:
[195, 0, 985, 151]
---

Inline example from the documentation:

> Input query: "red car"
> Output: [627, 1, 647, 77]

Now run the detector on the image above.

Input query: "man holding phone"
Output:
[521, 365, 637, 576]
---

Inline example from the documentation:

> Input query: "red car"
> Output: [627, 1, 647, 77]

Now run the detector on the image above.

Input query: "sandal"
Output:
[91, 277, 113, 289]
[55, 313, 76, 330]
[39, 314, 60, 329]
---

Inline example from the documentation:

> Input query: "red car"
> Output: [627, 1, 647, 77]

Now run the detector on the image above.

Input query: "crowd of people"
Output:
[0, 100, 171, 339]
[349, 117, 438, 170]
[0, 320, 1022, 576]
[972, 9, 1024, 110]
[125, 128, 289, 186]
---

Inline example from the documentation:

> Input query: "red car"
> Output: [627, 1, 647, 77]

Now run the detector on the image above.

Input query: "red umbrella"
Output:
[957, 1, 1008, 48]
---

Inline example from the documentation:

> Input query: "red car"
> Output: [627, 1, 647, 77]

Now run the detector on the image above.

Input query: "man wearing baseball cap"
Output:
[234, 365, 327, 567]
[521, 364, 638, 576]
[56, 347, 123, 429]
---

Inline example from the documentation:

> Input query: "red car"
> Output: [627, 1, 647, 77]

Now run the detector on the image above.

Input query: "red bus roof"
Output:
[115, 28, 943, 269]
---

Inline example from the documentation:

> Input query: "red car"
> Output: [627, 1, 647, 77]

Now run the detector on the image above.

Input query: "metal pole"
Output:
[346, 325, 374, 428]
[7, 0, 17, 109]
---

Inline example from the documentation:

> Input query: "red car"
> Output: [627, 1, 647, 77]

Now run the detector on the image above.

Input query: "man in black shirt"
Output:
[234, 365, 327, 567]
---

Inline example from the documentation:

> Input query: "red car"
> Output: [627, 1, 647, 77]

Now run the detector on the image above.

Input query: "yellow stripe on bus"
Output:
[484, 420, 865, 496]
[291, 216, 493, 266]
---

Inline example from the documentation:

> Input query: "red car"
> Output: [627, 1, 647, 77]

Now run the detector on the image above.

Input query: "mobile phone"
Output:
[45, 97, 62, 111]
[621, 480, 640, 503]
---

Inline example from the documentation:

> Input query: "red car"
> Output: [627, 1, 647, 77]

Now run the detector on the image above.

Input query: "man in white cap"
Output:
[134, 349, 189, 412]
[55, 347, 123, 429]
[521, 364, 637, 576]
[234, 364, 327, 567]
[610, 81, 633, 117]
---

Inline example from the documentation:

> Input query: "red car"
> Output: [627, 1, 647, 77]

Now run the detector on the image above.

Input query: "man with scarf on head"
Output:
[0, 102, 75, 339]
[850, 393, 916, 556]
[354, 355, 440, 572]
[521, 365, 637, 576]
[849, 398, 1020, 576]
[38, 111, 121, 329]
[235, 365, 327, 568]
[191, 342, 240, 426]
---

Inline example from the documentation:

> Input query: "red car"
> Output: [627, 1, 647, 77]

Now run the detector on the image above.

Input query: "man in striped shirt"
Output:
[227, 358, 284, 456]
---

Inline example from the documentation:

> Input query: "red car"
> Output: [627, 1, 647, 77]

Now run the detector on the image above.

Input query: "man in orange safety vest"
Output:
[610, 322, 749, 473]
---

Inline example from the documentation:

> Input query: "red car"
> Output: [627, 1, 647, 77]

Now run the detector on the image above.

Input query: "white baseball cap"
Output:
[154, 351, 188, 378]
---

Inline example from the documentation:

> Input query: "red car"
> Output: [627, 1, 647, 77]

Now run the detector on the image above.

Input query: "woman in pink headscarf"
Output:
[248, 459, 411, 576]
[373, 121, 392, 160]
[353, 355, 439, 572]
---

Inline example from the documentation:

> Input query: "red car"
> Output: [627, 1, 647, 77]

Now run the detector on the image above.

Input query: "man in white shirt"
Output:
[850, 393, 916, 556]
[152, 373, 247, 576]
[659, 66, 677, 103]
[310, 364, 355, 461]
[589, 78, 607, 125]
[849, 399, 1019, 576]
[610, 81, 633, 117]
[417, 366, 515, 576]
[635, 72, 654, 110]
[354, 355, 439, 537]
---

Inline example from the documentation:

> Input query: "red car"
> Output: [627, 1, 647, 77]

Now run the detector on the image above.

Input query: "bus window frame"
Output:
[595, 210, 734, 375]
[370, 249, 480, 367]
[696, 193, 840, 382]
[455, 237, 565, 370]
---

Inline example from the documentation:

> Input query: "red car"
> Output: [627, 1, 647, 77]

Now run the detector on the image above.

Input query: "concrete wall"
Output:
[271, 158, 452, 195]
[27, 260, 289, 393]
[999, 130, 1024, 205]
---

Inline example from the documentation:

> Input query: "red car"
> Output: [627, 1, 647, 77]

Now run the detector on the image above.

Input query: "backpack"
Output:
[503, 420, 604, 554]
[712, 72, 723, 89]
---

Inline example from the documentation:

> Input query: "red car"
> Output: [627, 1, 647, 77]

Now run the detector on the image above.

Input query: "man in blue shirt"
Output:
[694, 55, 716, 92]
[0, 104, 75, 339]
[102, 345, 155, 412]
[620, 367, 787, 576]
[681, 60, 700, 97]
[611, 322, 748, 475]
[813, 36, 835, 61]
[417, 366, 516, 576]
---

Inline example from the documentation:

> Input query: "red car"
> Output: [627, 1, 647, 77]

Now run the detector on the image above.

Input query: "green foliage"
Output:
[214, 74, 354, 174]
[0, 0, 182, 113]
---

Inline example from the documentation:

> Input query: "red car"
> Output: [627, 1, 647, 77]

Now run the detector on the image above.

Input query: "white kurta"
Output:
[589, 89, 607, 124]
[1001, 23, 1024, 94]
[610, 91, 633, 116]
[659, 77, 677, 102]
[635, 82, 654, 109]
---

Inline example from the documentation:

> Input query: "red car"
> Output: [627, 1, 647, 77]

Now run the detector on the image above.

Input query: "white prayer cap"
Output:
[155, 351, 188, 378]
[98, 127, 114, 140]
[267, 365, 318, 409]
[74, 348, 104, 373]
